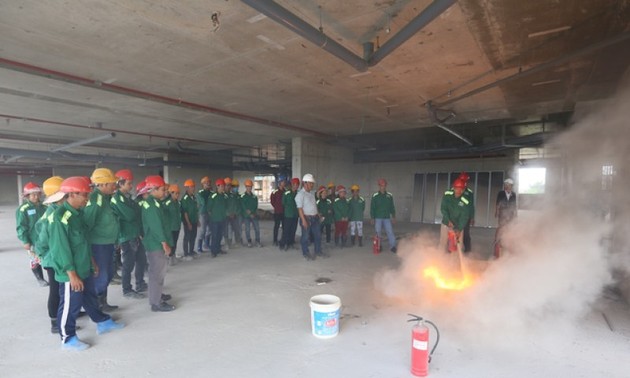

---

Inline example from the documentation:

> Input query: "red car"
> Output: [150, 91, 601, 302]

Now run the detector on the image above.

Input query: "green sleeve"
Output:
[49, 216, 75, 273]
[389, 195, 396, 217]
[370, 196, 376, 219]
[15, 206, 30, 244]
[111, 193, 136, 222]
[82, 193, 100, 232]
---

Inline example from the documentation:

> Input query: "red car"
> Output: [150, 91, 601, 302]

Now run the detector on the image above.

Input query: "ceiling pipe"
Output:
[51, 132, 116, 152]
[241, 0, 456, 71]
[426, 101, 472, 145]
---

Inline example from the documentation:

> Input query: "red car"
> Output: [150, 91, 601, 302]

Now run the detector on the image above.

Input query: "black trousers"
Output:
[280, 217, 298, 248]
[171, 229, 180, 256]
[273, 213, 283, 243]
[45, 267, 60, 319]
[463, 221, 472, 252]
[183, 222, 198, 256]
[320, 223, 332, 243]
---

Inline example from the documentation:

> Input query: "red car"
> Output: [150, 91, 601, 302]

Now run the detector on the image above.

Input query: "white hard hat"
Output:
[302, 173, 315, 183]
[504, 178, 514, 185]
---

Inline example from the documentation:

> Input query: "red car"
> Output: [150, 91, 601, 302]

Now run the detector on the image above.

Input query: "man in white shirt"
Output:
[295, 173, 324, 260]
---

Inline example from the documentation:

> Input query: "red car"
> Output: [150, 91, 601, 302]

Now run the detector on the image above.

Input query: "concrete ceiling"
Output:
[0, 0, 628, 173]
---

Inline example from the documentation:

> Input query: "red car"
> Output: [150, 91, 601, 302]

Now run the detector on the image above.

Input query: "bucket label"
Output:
[313, 309, 340, 336]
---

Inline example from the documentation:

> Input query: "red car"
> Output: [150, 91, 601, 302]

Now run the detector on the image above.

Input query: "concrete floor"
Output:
[1, 205, 629, 378]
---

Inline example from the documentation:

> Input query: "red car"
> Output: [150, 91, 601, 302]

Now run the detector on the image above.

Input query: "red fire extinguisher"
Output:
[447, 230, 458, 253]
[408, 314, 440, 377]
[372, 235, 380, 255]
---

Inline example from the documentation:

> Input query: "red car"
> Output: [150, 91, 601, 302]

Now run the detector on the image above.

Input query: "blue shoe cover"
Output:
[61, 336, 89, 351]
[96, 319, 125, 335]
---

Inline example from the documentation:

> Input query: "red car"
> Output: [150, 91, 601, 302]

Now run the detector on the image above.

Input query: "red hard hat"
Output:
[291, 178, 300, 185]
[458, 172, 470, 182]
[23, 182, 42, 195]
[317, 185, 326, 193]
[215, 178, 225, 187]
[377, 178, 387, 186]
[136, 180, 146, 193]
[115, 169, 133, 181]
[453, 178, 466, 189]
[144, 175, 166, 190]
[60, 176, 92, 194]
[336, 185, 346, 193]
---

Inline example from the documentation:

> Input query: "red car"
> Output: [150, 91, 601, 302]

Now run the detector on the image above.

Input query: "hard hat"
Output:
[224, 177, 232, 185]
[184, 179, 195, 187]
[244, 179, 253, 187]
[144, 175, 166, 190]
[350, 184, 360, 191]
[60, 176, 92, 194]
[504, 178, 514, 185]
[302, 173, 315, 183]
[136, 180, 146, 193]
[453, 178, 466, 189]
[317, 185, 326, 194]
[327, 181, 335, 188]
[337, 185, 346, 193]
[377, 178, 387, 186]
[200, 176, 210, 184]
[458, 172, 470, 182]
[169, 184, 180, 193]
[215, 178, 225, 187]
[42, 177, 64, 197]
[231, 178, 239, 186]
[23, 182, 42, 195]
[115, 169, 133, 182]
[291, 178, 300, 186]
[90, 168, 117, 184]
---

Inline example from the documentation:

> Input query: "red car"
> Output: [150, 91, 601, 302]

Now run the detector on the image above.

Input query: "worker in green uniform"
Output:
[370, 178, 397, 253]
[279, 178, 300, 251]
[241, 179, 262, 247]
[180, 179, 198, 261]
[317, 186, 333, 244]
[111, 169, 146, 299]
[164, 184, 182, 265]
[16, 181, 47, 286]
[438, 178, 472, 253]
[196, 176, 212, 253]
[50, 176, 124, 351]
[141, 175, 175, 312]
[208, 178, 228, 257]
[224, 177, 243, 248]
[333, 186, 351, 248]
[348, 184, 366, 247]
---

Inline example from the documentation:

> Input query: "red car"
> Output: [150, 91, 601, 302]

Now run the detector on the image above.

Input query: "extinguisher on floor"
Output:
[408, 314, 440, 377]
[372, 235, 380, 255]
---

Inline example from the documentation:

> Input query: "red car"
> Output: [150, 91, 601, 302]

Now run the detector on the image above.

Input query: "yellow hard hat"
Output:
[350, 184, 360, 191]
[327, 181, 335, 188]
[231, 178, 239, 186]
[90, 168, 117, 184]
[43, 176, 64, 197]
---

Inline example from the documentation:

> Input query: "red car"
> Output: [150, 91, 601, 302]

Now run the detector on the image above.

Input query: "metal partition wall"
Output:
[411, 171, 505, 227]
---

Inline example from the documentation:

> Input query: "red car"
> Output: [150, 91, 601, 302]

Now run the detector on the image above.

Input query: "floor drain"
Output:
[315, 277, 332, 285]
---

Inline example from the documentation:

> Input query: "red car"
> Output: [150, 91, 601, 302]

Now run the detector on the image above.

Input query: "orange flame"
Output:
[423, 266, 474, 291]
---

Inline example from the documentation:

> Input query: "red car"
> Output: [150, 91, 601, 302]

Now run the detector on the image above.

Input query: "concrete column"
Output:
[163, 153, 170, 183]
[291, 136, 303, 180]
[16, 174, 23, 205]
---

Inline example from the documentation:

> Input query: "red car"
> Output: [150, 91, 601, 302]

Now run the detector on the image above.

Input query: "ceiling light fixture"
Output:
[376, 97, 388, 104]
[528, 25, 571, 38]
[349, 71, 372, 78]
[51, 132, 116, 152]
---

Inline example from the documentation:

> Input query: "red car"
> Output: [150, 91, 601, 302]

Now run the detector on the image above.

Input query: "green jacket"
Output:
[15, 200, 46, 246]
[349, 196, 366, 221]
[111, 189, 141, 243]
[163, 195, 182, 232]
[226, 192, 241, 216]
[333, 197, 351, 221]
[282, 190, 298, 218]
[241, 192, 258, 218]
[82, 189, 120, 245]
[317, 198, 333, 225]
[208, 192, 228, 222]
[180, 192, 199, 224]
[370, 191, 396, 219]
[464, 187, 475, 219]
[34, 204, 58, 268]
[49, 202, 93, 282]
[197, 189, 212, 213]
[440, 190, 472, 231]
[141, 195, 172, 251]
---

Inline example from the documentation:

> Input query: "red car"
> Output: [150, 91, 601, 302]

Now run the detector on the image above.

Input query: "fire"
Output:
[423, 266, 474, 291]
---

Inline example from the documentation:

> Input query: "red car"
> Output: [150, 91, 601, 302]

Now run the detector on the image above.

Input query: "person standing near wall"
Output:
[141, 175, 175, 312]
[83, 168, 120, 312]
[348, 184, 366, 247]
[296, 174, 323, 260]
[196, 176, 212, 253]
[110, 169, 146, 300]
[370, 178, 397, 253]
[16, 181, 48, 286]
[208, 178, 228, 258]
[180, 179, 198, 261]
[333, 186, 350, 248]
[241, 179, 262, 248]
[50, 177, 125, 350]
[317, 186, 333, 244]
[164, 184, 182, 265]
[494, 178, 517, 258]
[270, 178, 286, 246]
[279, 178, 300, 251]
[34, 176, 65, 333]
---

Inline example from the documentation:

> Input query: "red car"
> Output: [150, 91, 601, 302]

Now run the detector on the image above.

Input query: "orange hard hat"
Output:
[115, 169, 133, 181]
[184, 179, 195, 187]
[145, 175, 166, 190]
[169, 184, 180, 193]
[200, 176, 210, 184]
[23, 182, 42, 195]
[453, 178, 466, 189]
[60, 177, 92, 193]
[244, 179, 253, 187]
[43, 176, 64, 197]
[224, 177, 232, 185]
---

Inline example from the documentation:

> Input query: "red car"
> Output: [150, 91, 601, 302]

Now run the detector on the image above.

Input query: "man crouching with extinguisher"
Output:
[438, 179, 472, 253]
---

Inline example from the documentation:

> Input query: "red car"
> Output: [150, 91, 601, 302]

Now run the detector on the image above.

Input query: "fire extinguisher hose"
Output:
[408, 314, 441, 363]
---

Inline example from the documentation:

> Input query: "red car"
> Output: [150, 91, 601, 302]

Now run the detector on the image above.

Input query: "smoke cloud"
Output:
[375, 88, 630, 346]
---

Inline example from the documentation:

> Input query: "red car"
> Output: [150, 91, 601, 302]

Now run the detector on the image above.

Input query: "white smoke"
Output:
[375, 88, 630, 345]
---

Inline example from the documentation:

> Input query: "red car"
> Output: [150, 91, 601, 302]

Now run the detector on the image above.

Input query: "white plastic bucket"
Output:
[310, 294, 341, 339]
